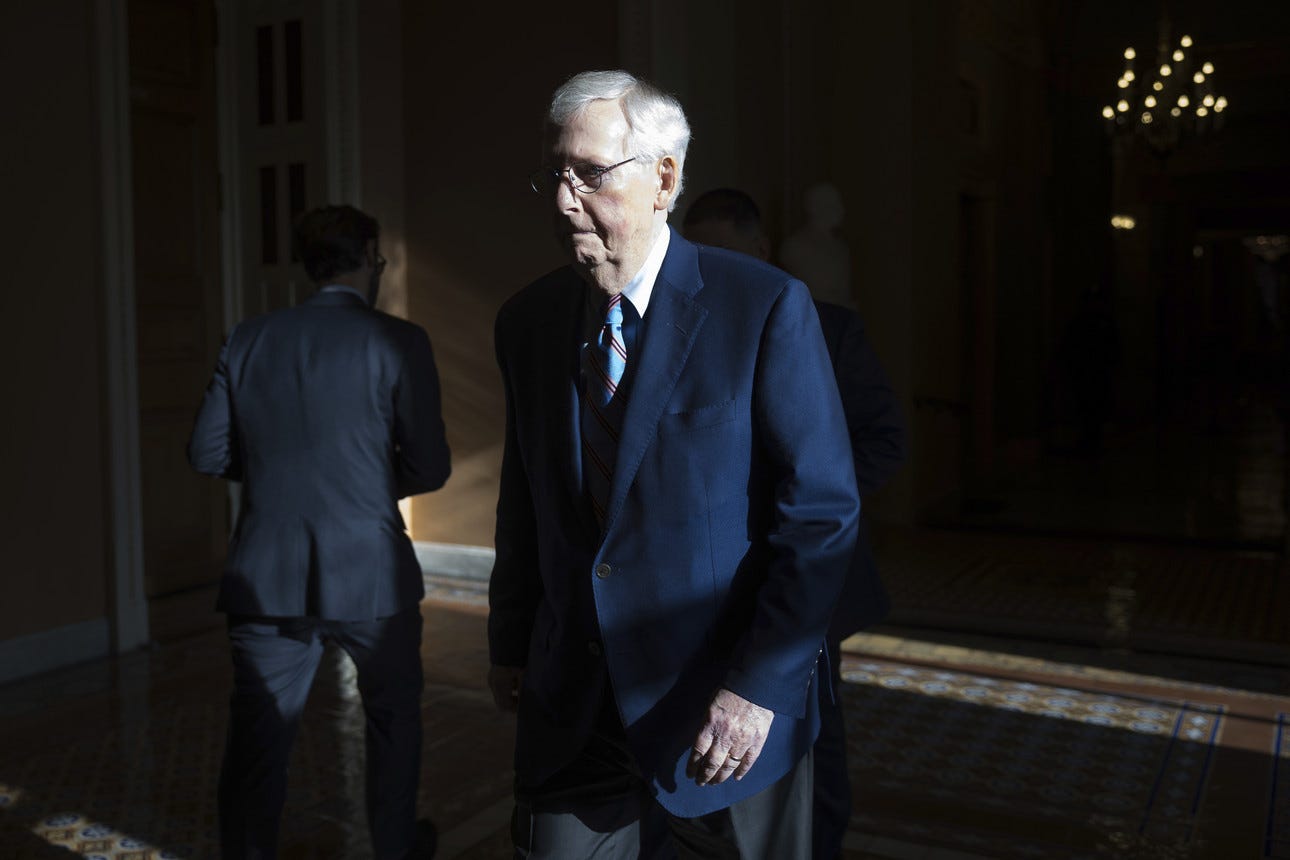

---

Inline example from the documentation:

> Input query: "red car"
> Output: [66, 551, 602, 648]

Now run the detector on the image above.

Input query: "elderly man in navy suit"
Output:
[488, 70, 860, 858]
[683, 187, 907, 860]
[189, 205, 450, 859]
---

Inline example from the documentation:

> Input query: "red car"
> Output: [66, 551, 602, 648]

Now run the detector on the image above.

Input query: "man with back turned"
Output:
[189, 204, 450, 859]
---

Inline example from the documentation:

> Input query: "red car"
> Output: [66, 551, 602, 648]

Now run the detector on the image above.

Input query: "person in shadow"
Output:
[188, 204, 450, 859]
[488, 71, 859, 858]
[684, 187, 907, 860]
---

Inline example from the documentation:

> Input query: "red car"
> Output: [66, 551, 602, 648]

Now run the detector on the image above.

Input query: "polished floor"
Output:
[5, 398, 1289, 858]
[931, 385, 1287, 552]
[2, 533, 1290, 859]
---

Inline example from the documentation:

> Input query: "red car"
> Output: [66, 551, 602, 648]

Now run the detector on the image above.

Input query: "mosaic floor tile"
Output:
[0, 592, 1287, 859]
[839, 655, 1253, 858]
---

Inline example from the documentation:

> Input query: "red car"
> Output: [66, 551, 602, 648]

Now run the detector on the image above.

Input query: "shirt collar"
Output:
[319, 284, 369, 304]
[620, 226, 670, 319]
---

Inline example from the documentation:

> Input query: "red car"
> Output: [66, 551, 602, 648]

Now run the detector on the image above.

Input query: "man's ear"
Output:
[655, 156, 679, 211]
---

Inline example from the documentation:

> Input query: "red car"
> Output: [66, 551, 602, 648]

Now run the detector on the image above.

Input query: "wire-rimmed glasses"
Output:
[529, 157, 637, 196]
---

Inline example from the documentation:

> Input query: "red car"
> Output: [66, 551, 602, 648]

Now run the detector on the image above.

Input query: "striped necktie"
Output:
[581, 293, 628, 523]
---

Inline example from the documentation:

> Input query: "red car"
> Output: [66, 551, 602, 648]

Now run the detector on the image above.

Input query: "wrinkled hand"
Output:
[488, 665, 524, 712]
[686, 688, 774, 785]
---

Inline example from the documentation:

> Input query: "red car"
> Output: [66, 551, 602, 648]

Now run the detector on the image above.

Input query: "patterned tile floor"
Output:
[2, 562, 1289, 858]
[845, 659, 1226, 857]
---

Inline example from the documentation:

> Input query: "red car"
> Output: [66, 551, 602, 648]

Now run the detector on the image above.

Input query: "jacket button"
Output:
[595, 563, 612, 579]
[587, 641, 603, 657]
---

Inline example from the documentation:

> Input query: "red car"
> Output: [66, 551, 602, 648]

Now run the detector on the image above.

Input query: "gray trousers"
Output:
[219, 609, 424, 860]
[512, 711, 813, 860]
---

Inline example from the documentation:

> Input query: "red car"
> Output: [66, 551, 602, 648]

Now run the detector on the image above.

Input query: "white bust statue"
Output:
[779, 181, 853, 309]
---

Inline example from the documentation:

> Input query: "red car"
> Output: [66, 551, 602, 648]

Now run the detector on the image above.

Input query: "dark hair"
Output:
[682, 188, 762, 235]
[292, 205, 380, 283]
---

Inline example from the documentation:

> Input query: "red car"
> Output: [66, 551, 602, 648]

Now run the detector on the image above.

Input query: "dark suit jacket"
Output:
[489, 229, 859, 817]
[188, 289, 451, 621]
[814, 301, 906, 640]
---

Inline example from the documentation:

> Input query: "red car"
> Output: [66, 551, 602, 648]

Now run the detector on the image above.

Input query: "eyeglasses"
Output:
[529, 157, 637, 196]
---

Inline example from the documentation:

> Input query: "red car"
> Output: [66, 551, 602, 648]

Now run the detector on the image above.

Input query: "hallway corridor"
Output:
[1, 527, 1288, 859]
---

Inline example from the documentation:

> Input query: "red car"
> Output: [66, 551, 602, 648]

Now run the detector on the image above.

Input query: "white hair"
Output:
[549, 70, 692, 211]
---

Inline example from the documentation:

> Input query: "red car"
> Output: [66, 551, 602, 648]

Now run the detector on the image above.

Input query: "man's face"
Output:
[546, 99, 664, 293]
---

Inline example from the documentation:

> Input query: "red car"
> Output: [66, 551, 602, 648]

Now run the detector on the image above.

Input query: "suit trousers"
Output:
[512, 691, 812, 859]
[812, 636, 851, 859]
[219, 609, 424, 860]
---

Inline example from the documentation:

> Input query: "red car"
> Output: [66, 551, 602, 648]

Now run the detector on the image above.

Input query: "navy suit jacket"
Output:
[814, 301, 906, 640]
[188, 289, 451, 621]
[489, 229, 859, 817]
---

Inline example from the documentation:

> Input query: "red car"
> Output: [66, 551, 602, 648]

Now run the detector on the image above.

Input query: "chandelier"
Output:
[1101, 20, 1227, 154]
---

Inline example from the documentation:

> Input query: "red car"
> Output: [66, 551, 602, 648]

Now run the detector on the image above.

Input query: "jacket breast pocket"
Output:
[652, 399, 749, 515]
[659, 398, 738, 434]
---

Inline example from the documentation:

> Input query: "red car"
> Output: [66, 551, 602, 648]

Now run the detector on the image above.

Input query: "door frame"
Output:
[96, 0, 149, 652]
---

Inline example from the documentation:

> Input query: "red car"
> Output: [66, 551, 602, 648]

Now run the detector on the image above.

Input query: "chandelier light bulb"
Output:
[1101, 36, 1225, 150]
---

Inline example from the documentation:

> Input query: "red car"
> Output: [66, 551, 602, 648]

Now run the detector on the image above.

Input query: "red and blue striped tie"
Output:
[582, 294, 627, 524]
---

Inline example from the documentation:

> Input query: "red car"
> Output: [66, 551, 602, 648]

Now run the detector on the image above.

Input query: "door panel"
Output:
[238, 3, 328, 318]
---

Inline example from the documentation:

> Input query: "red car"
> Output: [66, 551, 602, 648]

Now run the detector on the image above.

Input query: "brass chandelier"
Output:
[1101, 21, 1227, 154]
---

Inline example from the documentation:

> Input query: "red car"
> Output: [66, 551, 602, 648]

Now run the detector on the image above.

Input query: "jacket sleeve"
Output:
[187, 332, 242, 481]
[723, 282, 860, 717]
[393, 326, 452, 498]
[834, 311, 907, 497]
[487, 309, 543, 667]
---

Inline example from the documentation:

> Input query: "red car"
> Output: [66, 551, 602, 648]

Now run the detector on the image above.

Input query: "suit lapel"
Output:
[543, 275, 600, 539]
[602, 231, 708, 533]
